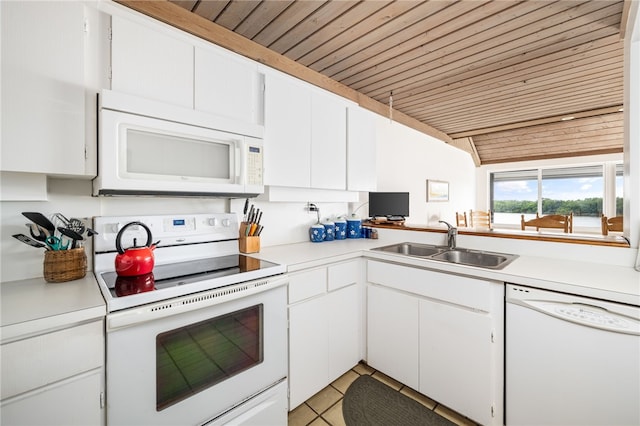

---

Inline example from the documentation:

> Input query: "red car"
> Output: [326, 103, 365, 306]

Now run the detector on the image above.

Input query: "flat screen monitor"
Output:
[368, 192, 409, 219]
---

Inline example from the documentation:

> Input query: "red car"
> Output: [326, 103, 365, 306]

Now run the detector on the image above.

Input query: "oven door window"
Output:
[156, 304, 263, 411]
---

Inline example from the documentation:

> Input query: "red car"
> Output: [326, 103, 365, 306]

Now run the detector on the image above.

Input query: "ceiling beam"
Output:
[450, 137, 481, 167]
[620, 0, 632, 39]
[480, 147, 623, 165]
[448, 105, 623, 139]
[114, 0, 453, 144]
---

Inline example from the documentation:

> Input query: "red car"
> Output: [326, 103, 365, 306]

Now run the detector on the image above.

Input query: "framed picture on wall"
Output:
[427, 180, 449, 202]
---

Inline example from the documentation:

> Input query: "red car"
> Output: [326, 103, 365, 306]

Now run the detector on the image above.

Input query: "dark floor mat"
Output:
[343, 375, 456, 426]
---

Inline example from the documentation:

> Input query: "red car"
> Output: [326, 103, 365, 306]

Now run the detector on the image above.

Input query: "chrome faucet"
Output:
[439, 220, 457, 249]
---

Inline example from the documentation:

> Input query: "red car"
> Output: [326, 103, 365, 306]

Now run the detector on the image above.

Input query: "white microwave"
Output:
[93, 91, 264, 197]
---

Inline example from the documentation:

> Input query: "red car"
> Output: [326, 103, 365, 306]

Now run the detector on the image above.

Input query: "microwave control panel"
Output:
[246, 144, 263, 185]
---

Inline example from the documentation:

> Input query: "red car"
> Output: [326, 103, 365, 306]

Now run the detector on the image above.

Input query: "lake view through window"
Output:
[490, 163, 622, 230]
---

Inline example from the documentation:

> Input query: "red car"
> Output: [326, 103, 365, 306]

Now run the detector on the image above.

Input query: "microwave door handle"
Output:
[235, 142, 242, 184]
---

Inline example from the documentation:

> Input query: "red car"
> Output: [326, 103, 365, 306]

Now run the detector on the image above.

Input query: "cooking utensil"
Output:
[13, 233, 48, 249]
[27, 223, 49, 241]
[115, 221, 157, 277]
[46, 235, 70, 251]
[53, 212, 72, 227]
[22, 212, 55, 236]
[68, 217, 86, 235]
[242, 198, 249, 222]
[85, 226, 99, 237]
[57, 227, 84, 249]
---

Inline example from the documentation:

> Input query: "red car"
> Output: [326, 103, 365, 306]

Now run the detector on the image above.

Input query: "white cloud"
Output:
[580, 183, 592, 191]
[496, 181, 533, 193]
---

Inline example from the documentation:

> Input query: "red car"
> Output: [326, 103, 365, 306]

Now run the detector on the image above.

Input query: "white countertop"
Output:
[253, 238, 640, 306]
[1, 275, 106, 344]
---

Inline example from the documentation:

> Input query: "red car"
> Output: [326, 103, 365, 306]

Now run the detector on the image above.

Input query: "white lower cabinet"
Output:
[0, 369, 103, 426]
[366, 260, 504, 426]
[288, 259, 363, 410]
[0, 319, 105, 426]
[367, 284, 419, 389]
[419, 299, 499, 426]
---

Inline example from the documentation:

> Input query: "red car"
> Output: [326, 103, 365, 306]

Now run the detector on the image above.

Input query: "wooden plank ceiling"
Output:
[136, 0, 626, 165]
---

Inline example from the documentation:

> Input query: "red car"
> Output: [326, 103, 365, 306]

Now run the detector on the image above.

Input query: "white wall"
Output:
[374, 117, 476, 227]
[625, 0, 640, 251]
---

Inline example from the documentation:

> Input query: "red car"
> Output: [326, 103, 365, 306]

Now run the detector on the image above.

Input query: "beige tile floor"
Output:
[288, 362, 479, 426]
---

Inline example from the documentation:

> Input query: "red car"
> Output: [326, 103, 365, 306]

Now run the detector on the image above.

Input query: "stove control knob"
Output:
[207, 218, 218, 227]
[222, 218, 231, 227]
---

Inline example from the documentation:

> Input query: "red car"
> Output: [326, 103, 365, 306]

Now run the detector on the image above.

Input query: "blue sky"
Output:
[495, 177, 622, 201]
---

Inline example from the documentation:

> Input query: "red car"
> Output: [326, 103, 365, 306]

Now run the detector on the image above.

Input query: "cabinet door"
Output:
[328, 284, 361, 382]
[0, 369, 104, 426]
[195, 46, 262, 125]
[347, 106, 377, 191]
[111, 15, 194, 108]
[419, 299, 498, 425]
[367, 284, 419, 389]
[288, 296, 328, 409]
[264, 72, 311, 188]
[1, 1, 86, 175]
[310, 90, 347, 190]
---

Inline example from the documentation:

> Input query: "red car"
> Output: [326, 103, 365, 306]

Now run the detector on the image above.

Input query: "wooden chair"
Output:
[456, 211, 468, 227]
[521, 213, 573, 233]
[469, 210, 491, 229]
[601, 215, 623, 235]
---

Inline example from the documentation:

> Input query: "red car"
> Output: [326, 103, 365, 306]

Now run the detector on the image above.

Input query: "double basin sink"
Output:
[372, 242, 518, 270]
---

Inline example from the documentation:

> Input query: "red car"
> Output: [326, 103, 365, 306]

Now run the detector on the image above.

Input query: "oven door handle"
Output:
[107, 275, 288, 331]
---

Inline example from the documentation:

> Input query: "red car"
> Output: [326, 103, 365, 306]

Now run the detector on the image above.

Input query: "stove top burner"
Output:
[93, 214, 286, 312]
[101, 254, 278, 299]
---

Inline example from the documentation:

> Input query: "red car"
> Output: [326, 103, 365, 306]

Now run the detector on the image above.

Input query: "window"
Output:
[541, 166, 603, 228]
[490, 163, 620, 231]
[616, 163, 623, 216]
[491, 170, 538, 226]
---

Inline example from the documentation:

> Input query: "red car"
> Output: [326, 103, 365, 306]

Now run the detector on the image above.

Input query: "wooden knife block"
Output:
[239, 223, 260, 254]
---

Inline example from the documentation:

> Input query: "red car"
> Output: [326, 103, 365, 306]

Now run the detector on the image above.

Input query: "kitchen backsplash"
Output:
[0, 178, 354, 282]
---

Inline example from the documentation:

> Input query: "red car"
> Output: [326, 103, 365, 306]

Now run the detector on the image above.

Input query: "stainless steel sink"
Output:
[373, 242, 446, 257]
[430, 248, 517, 269]
[372, 242, 518, 270]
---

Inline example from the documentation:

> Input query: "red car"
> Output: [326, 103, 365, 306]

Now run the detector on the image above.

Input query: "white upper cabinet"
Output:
[110, 12, 263, 135]
[1, 1, 88, 176]
[347, 106, 377, 191]
[111, 15, 194, 109]
[195, 46, 263, 126]
[264, 70, 349, 190]
[310, 89, 347, 190]
[264, 71, 312, 188]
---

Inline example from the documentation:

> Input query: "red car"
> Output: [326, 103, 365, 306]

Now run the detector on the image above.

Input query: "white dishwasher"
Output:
[506, 284, 640, 426]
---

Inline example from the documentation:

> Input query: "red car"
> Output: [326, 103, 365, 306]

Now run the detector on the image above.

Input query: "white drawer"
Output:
[367, 261, 496, 311]
[0, 369, 103, 426]
[288, 268, 327, 304]
[0, 320, 104, 400]
[327, 260, 360, 291]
